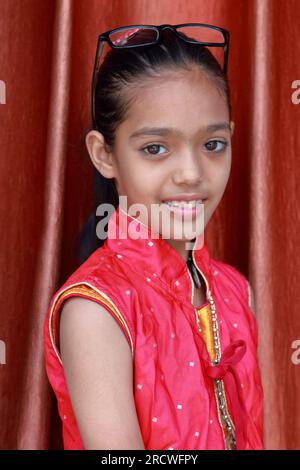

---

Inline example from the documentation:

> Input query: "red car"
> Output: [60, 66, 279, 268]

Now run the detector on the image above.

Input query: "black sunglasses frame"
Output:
[91, 23, 230, 130]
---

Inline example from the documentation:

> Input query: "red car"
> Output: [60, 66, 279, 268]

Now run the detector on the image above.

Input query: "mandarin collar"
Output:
[105, 205, 213, 299]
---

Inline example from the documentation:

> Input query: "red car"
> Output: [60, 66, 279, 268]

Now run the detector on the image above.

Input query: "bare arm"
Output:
[59, 296, 145, 450]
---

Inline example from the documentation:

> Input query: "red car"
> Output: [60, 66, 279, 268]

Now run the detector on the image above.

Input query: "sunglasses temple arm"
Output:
[224, 31, 230, 74]
[91, 38, 105, 129]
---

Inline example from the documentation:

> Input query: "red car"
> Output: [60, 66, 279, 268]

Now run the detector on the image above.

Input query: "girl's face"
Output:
[87, 68, 234, 259]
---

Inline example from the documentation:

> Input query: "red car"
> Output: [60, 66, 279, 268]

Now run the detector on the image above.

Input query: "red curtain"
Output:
[0, 0, 299, 450]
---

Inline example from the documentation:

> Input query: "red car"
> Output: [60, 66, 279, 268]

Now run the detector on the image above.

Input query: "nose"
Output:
[171, 149, 204, 187]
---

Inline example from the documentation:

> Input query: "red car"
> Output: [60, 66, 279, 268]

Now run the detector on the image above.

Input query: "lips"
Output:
[161, 202, 202, 220]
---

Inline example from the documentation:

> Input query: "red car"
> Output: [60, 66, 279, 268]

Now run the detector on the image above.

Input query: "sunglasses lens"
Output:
[109, 27, 159, 47]
[176, 25, 226, 70]
[176, 25, 225, 44]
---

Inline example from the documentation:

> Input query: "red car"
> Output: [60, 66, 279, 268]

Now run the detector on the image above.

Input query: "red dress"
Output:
[44, 206, 264, 450]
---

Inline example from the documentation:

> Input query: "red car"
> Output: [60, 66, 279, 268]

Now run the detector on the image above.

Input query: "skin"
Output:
[86, 66, 234, 262]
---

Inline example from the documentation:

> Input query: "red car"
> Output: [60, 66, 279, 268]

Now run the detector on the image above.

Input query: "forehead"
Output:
[119, 68, 229, 138]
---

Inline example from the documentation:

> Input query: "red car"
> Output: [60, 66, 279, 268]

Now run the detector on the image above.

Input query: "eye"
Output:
[141, 144, 168, 156]
[205, 140, 229, 153]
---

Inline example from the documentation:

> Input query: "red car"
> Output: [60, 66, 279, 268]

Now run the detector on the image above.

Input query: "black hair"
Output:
[78, 28, 231, 264]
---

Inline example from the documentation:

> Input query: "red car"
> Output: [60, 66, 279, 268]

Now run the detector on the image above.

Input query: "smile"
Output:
[160, 200, 205, 217]
[164, 200, 203, 208]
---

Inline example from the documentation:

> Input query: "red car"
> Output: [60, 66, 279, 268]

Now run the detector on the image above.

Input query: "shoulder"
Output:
[210, 258, 254, 313]
[60, 296, 132, 356]
[44, 251, 137, 368]
[210, 257, 248, 288]
[63, 245, 135, 298]
[60, 295, 121, 326]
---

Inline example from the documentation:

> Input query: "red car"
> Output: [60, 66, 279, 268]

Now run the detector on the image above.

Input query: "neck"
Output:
[164, 238, 196, 262]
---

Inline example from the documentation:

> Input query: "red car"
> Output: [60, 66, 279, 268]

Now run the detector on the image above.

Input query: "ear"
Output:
[85, 130, 117, 179]
[230, 120, 235, 137]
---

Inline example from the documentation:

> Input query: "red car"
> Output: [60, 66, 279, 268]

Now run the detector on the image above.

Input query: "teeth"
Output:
[164, 199, 203, 208]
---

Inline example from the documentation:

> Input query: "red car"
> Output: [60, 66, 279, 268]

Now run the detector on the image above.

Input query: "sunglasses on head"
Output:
[91, 23, 230, 129]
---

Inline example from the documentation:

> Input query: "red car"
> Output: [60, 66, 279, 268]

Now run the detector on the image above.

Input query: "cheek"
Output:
[117, 162, 153, 199]
[220, 164, 231, 188]
[208, 157, 231, 187]
[205, 164, 231, 208]
[123, 158, 161, 189]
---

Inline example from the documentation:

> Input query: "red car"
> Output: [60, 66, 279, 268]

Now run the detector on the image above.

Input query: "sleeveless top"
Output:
[43, 206, 264, 450]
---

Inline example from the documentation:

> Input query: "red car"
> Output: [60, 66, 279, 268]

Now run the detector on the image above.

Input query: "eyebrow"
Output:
[129, 122, 231, 140]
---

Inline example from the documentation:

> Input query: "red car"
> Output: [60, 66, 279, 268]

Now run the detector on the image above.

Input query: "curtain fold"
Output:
[0, 0, 299, 449]
[249, 0, 300, 450]
[16, 0, 73, 449]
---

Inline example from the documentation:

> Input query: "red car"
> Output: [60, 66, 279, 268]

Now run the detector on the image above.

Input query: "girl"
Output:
[44, 23, 264, 450]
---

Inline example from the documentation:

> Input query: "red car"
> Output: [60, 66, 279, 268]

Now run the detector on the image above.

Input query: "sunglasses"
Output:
[91, 23, 230, 130]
